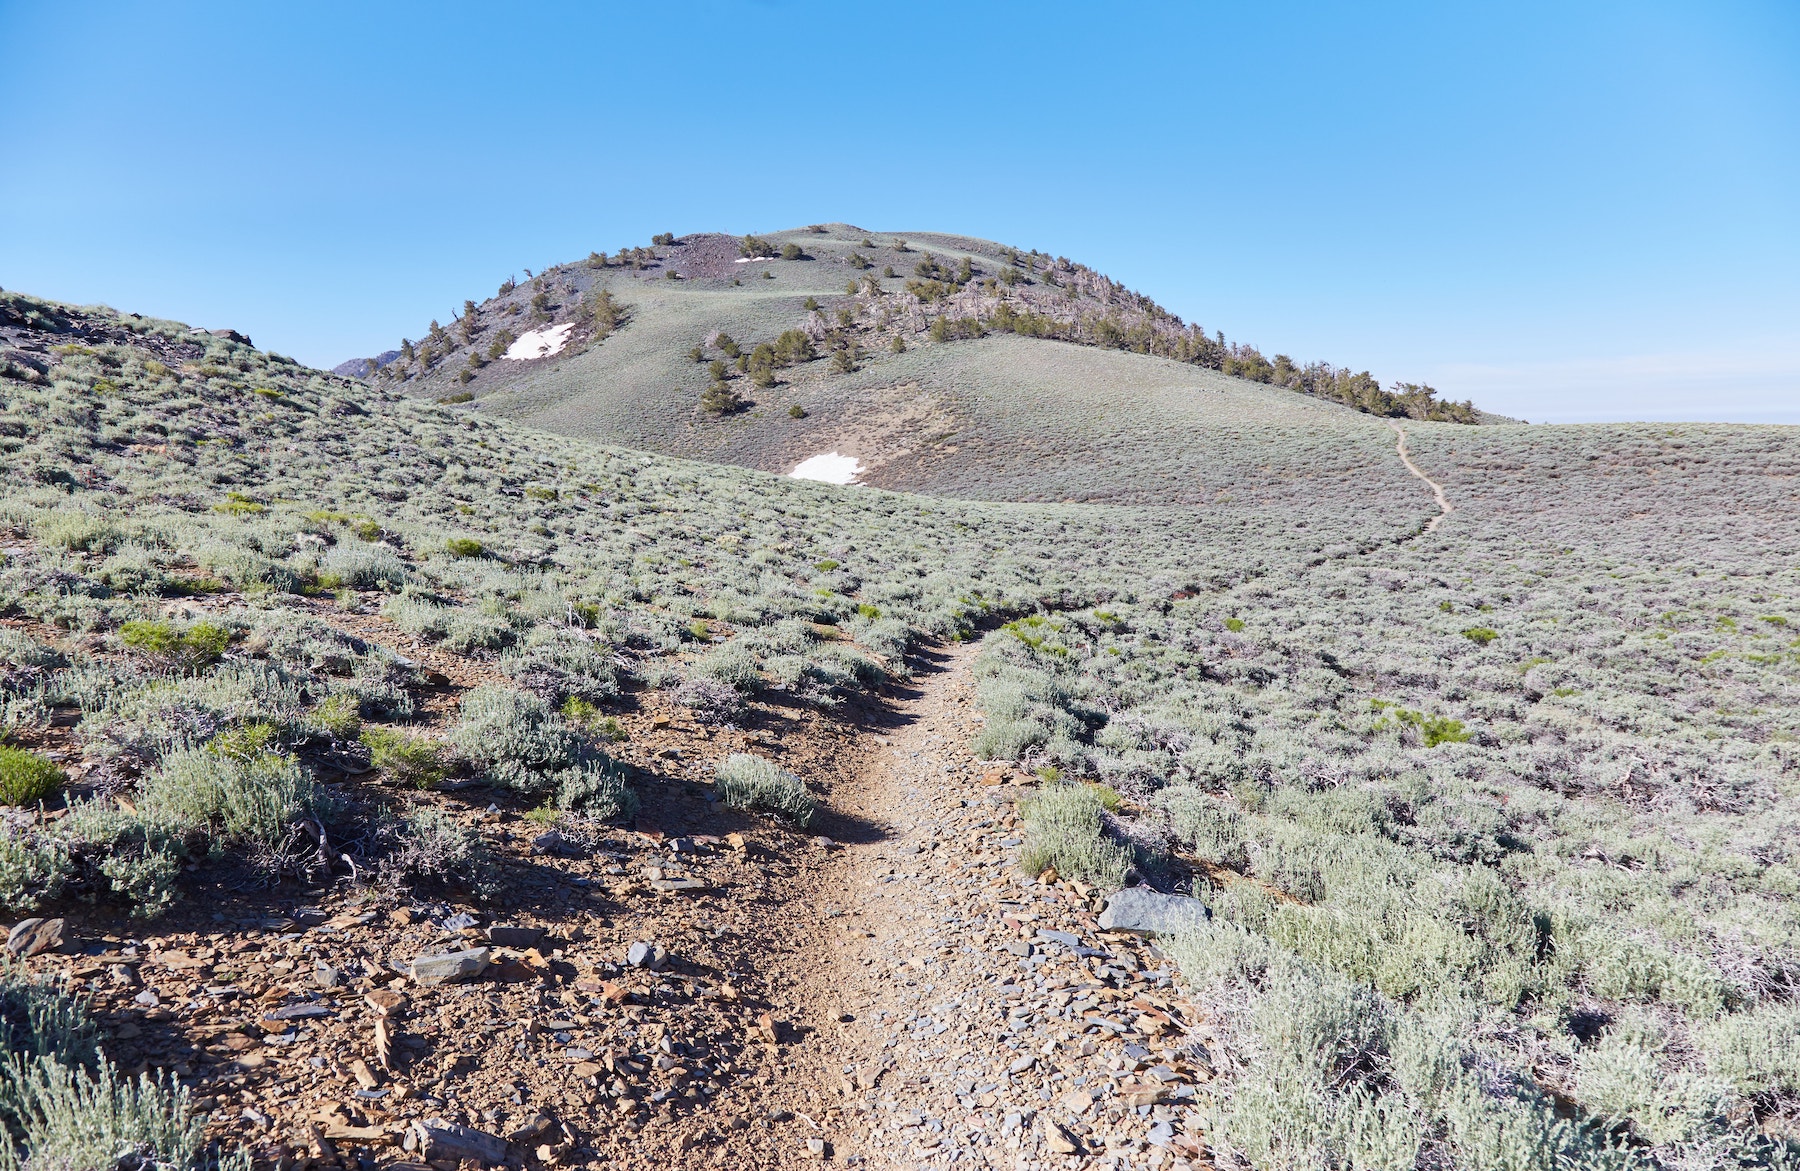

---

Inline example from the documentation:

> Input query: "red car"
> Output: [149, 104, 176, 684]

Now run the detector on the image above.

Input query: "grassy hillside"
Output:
[5, 286, 1800, 1169]
[342, 226, 1500, 502]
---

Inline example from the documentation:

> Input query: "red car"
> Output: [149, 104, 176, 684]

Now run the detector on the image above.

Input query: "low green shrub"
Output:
[212, 492, 266, 517]
[558, 697, 623, 741]
[0, 747, 63, 806]
[715, 753, 815, 827]
[444, 537, 484, 558]
[117, 619, 229, 671]
[309, 691, 361, 739]
[359, 726, 444, 789]
[1461, 626, 1499, 645]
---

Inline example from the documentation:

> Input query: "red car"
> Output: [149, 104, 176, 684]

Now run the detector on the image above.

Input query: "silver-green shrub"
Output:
[138, 730, 320, 846]
[318, 542, 406, 590]
[0, 832, 71, 917]
[372, 808, 496, 901]
[502, 630, 619, 702]
[449, 685, 578, 790]
[0, 964, 240, 1171]
[691, 643, 762, 692]
[554, 758, 639, 821]
[0, 1057, 240, 1171]
[714, 753, 815, 827]
[1016, 783, 1131, 885]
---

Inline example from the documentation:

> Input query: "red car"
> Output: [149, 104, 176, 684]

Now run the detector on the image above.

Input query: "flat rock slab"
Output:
[263, 1003, 336, 1021]
[648, 878, 708, 893]
[6, 918, 62, 957]
[1097, 888, 1211, 936]
[410, 947, 491, 986]
[416, 1119, 508, 1165]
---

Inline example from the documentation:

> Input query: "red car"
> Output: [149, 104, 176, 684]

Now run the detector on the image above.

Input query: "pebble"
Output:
[626, 941, 668, 970]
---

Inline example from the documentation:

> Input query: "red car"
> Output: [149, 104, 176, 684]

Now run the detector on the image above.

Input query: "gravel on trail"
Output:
[784, 646, 1214, 1171]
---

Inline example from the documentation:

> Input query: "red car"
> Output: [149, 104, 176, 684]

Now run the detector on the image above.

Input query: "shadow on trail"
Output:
[804, 638, 964, 847]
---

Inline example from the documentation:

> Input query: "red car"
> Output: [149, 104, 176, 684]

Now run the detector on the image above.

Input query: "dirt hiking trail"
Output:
[750, 644, 1214, 1170]
[1389, 422, 1453, 531]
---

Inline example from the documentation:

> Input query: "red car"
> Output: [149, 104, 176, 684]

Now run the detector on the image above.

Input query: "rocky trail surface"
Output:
[773, 645, 1215, 1171]
[7, 631, 1212, 1171]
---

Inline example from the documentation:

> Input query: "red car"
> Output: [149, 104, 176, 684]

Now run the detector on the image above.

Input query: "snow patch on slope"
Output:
[504, 323, 574, 361]
[790, 453, 864, 485]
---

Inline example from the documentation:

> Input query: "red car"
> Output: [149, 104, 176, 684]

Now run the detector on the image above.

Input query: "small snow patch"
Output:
[734, 256, 774, 264]
[503, 323, 574, 361]
[790, 453, 863, 485]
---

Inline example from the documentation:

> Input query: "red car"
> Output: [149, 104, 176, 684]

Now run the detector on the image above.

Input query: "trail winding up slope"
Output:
[1390, 421, 1454, 531]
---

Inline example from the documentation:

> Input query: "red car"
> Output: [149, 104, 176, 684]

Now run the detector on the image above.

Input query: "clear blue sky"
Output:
[3, 1, 1796, 423]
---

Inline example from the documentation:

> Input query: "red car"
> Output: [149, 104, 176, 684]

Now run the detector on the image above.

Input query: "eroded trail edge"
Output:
[760, 644, 1214, 1169]
[1389, 421, 1453, 531]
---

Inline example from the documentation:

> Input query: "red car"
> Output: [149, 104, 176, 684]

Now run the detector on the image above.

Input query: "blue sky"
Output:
[3, 1, 1795, 423]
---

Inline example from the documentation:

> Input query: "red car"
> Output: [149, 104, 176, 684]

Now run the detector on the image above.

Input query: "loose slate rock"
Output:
[1097, 888, 1211, 935]
[263, 1002, 336, 1022]
[415, 1119, 508, 1165]
[486, 925, 545, 949]
[6, 917, 62, 957]
[1047, 1123, 1084, 1155]
[648, 878, 708, 894]
[507, 1114, 556, 1144]
[409, 947, 491, 986]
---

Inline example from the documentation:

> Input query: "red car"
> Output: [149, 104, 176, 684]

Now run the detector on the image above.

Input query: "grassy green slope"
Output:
[368, 225, 1496, 504]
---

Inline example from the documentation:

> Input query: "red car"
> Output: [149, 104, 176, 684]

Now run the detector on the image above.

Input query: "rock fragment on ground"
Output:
[1097, 886, 1213, 935]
